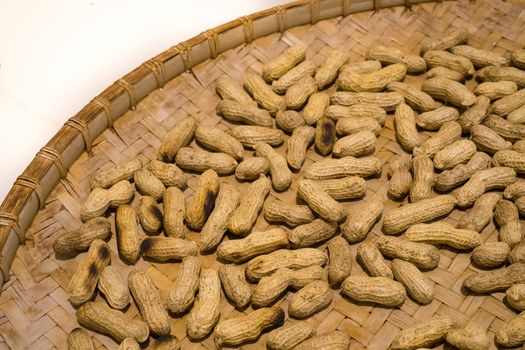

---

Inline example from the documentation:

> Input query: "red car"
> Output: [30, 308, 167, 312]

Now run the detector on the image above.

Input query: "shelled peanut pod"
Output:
[404, 221, 482, 250]
[387, 155, 412, 200]
[272, 60, 316, 94]
[140, 236, 198, 262]
[91, 158, 142, 189]
[427, 66, 465, 82]
[186, 269, 221, 340]
[231, 126, 284, 149]
[484, 115, 525, 141]
[134, 168, 165, 201]
[471, 242, 510, 268]
[276, 110, 305, 133]
[267, 319, 317, 350]
[294, 331, 351, 350]
[216, 74, 255, 105]
[511, 49, 525, 69]
[391, 316, 456, 350]
[415, 106, 459, 131]
[446, 322, 490, 350]
[286, 125, 315, 170]
[474, 81, 517, 100]
[495, 311, 525, 348]
[367, 45, 426, 73]
[264, 198, 315, 227]
[340, 275, 406, 307]
[312, 176, 367, 200]
[413, 121, 462, 159]
[422, 77, 476, 107]
[137, 196, 162, 234]
[157, 116, 197, 162]
[330, 91, 403, 111]
[303, 92, 330, 125]
[67, 328, 96, 350]
[297, 179, 346, 222]
[391, 259, 435, 305]
[387, 81, 439, 112]
[80, 180, 134, 222]
[315, 118, 337, 156]
[423, 50, 475, 76]
[262, 45, 306, 82]
[336, 116, 382, 136]
[409, 155, 434, 203]
[216, 228, 289, 262]
[508, 105, 525, 124]
[506, 284, 525, 311]
[218, 264, 251, 309]
[394, 103, 421, 151]
[420, 26, 469, 54]
[433, 139, 477, 170]
[495, 199, 523, 247]
[235, 157, 270, 182]
[288, 219, 338, 248]
[163, 187, 185, 238]
[98, 266, 130, 310]
[304, 155, 381, 179]
[340, 60, 381, 75]
[375, 236, 440, 270]
[194, 124, 245, 160]
[288, 280, 332, 318]
[457, 192, 500, 232]
[332, 130, 376, 158]
[285, 76, 317, 110]
[255, 142, 292, 191]
[337, 63, 407, 92]
[216, 99, 274, 127]
[457, 95, 491, 132]
[434, 152, 491, 191]
[115, 205, 140, 264]
[148, 160, 187, 189]
[456, 167, 516, 207]
[470, 125, 512, 155]
[325, 104, 386, 125]
[167, 256, 201, 314]
[327, 236, 352, 286]
[451, 45, 509, 67]
[493, 150, 525, 173]
[244, 73, 286, 115]
[463, 263, 525, 293]
[315, 50, 349, 89]
[356, 242, 393, 279]
[185, 169, 220, 230]
[175, 147, 238, 175]
[491, 88, 525, 116]
[342, 195, 383, 243]
[477, 66, 525, 87]
[53, 217, 111, 257]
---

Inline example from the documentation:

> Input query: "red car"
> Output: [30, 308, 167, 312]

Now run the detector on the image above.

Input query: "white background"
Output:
[0, 0, 290, 202]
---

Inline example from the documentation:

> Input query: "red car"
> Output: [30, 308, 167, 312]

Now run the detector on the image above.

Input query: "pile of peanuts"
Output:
[60, 27, 525, 350]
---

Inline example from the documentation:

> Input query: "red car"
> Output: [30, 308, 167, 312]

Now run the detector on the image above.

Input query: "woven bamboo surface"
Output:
[2, 0, 525, 349]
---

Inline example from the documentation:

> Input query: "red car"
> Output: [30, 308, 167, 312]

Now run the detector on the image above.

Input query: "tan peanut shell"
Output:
[157, 116, 197, 162]
[484, 114, 525, 141]
[492, 89, 525, 116]
[288, 219, 338, 248]
[128, 270, 170, 336]
[325, 103, 386, 125]
[433, 139, 476, 170]
[367, 45, 426, 73]
[272, 60, 316, 94]
[420, 26, 469, 54]
[297, 179, 346, 222]
[508, 104, 525, 124]
[140, 236, 198, 262]
[470, 124, 512, 154]
[186, 269, 221, 340]
[478, 65, 525, 87]
[313, 176, 366, 200]
[200, 184, 240, 252]
[195, 124, 244, 160]
[427, 66, 465, 82]
[507, 284, 525, 311]
[471, 242, 510, 268]
[413, 121, 462, 158]
[446, 322, 490, 350]
[342, 195, 383, 243]
[276, 110, 305, 133]
[262, 46, 306, 82]
[315, 117, 336, 156]
[416, 106, 459, 131]
[382, 194, 457, 235]
[336, 116, 381, 136]
[434, 151, 491, 191]
[228, 174, 271, 236]
[493, 149, 525, 173]
[98, 266, 129, 310]
[303, 92, 330, 125]
[214, 307, 284, 347]
[134, 168, 165, 201]
[422, 77, 476, 107]
[285, 76, 317, 110]
[138, 196, 162, 233]
[246, 248, 327, 281]
[387, 81, 439, 112]
[91, 158, 142, 189]
[405, 221, 481, 250]
[375, 236, 440, 270]
[216, 74, 255, 105]
[267, 319, 316, 350]
[457, 192, 500, 232]
[217, 99, 273, 127]
[115, 205, 140, 264]
[77, 301, 149, 343]
[80, 180, 134, 222]
[327, 236, 352, 286]
[217, 228, 288, 262]
[514, 140, 525, 153]
[512, 49, 525, 69]
[410, 155, 434, 203]
[244, 73, 286, 115]
[456, 167, 517, 207]
[457, 95, 491, 132]
[185, 169, 220, 230]
[391, 316, 456, 350]
[495, 311, 525, 348]
[264, 199, 314, 227]
[394, 103, 421, 151]
[175, 147, 237, 175]
[505, 181, 525, 200]
[341, 275, 405, 307]
[304, 155, 381, 179]
[67, 328, 96, 350]
[495, 199, 523, 247]
[337, 63, 407, 92]
[294, 331, 351, 350]
[340, 60, 381, 75]
[423, 50, 475, 76]
[315, 50, 349, 88]
[391, 259, 434, 304]
[53, 217, 111, 257]
[148, 160, 187, 189]
[286, 126, 315, 170]
[333, 130, 376, 157]
[167, 256, 201, 314]
[219, 264, 251, 309]
[163, 187, 185, 238]
[463, 263, 525, 293]
[288, 280, 332, 318]
[357, 242, 393, 279]
[510, 241, 525, 264]
[231, 125, 284, 149]
[474, 81, 517, 100]
[330, 91, 403, 111]
[235, 157, 270, 181]
[451, 45, 509, 67]
[150, 335, 181, 350]
[255, 142, 292, 191]
[387, 155, 412, 200]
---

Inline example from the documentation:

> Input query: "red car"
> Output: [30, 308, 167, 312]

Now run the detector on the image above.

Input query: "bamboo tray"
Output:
[1, 0, 525, 349]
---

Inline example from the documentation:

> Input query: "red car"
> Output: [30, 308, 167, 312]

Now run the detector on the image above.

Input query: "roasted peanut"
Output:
[367, 45, 426, 73]
[138, 196, 162, 233]
[336, 116, 381, 136]
[235, 157, 270, 181]
[337, 63, 406, 92]
[333, 130, 376, 157]
[495, 311, 525, 348]
[478, 66, 525, 87]
[315, 118, 336, 156]
[148, 160, 187, 189]
[508, 105, 525, 124]
[416, 107, 459, 131]
[427, 66, 465, 82]
[272, 60, 316, 94]
[163, 187, 185, 238]
[341, 275, 405, 307]
[80, 180, 134, 222]
[514, 140, 525, 152]
[507, 284, 525, 311]
[98, 266, 129, 310]
[423, 50, 475, 76]
[195, 124, 244, 160]
[330, 91, 403, 111]
[288, 219, 338, 248]
[420, 27, 469, 54]
[286, 126, 315, 170]
[214, 307, 284, 346]
[115, 205, 140, 264]
[304, 155, 381, 179]
[140, 236, 198, 262]
[342, 195, 383, 243]
[472, 242, 510, 268]
[387, 81, 439, 112]
[157, 116, 197, 162]
[410, 155, 434, 202]
[186, 269, 221, 340]
[313, 176, 366, 200]
[357, 242, 393, 279]
[228, 174, 271, 236]
[510, 241, 525, 264]
[456, 167, 517, 207]
[376, 236, 440, 270]
[413, 121, 462, 158]
[286, 76, 317, 110]
[457, 95, 491, 132]
[128, 270, 170, 335]
[167, 256, 201, 314]
[388, 155, 412, 200]
[512, 49, 525, 69]
[264, 199, 314, 227]
[394, 103, 421, 151]
[175, 147, 237, 175]
[288, 280, 332, 318]
[422, 77, 476, 107]
[405, 221, 481, 250]
[446, 322, 490, 350]
[493, 149, 525, 174]
[451, 45, 509, 67]
[262, 46, 306, 82]
[267, 320, 316, 350]
[297, 179, 346, 222]
[470, 124, 512, 155]
[474, 81, 517, 100]
[434, 152, 491, 191]
[327, 236, 352, 286]
[463, 263, 525, 293]
[67, 328, 95, 350]
[391, 259, 434, 305]
[303, 92, 330, 125]
[53, 217, 111, 257]
[294, 331, 351, 350]
[457, 192, 500, 232]
[315, 50, 349, 88]
[217, 99, 273, 127]
[134, 168, 165, 201]
[216, 74, 255, 105]
[505, 181, 525, 200]
[185, 169, 220, 230]
[492, 89, 525, 116]
[484, 114, 525, 141]
[325, 104, 386, 125]
[244, 73, 286, 115]
[91, 158, 142, 189]
[495, 199, 523, 247]
[231, 125, 284, 149]
[276, 110, 305, 133]
[391, 316, 456, 350]
[255, 142, 292, 191]
[150, 335, 181, 350]
[433, 139, 476, 170]
[219, 264, 251, 309]
[340, 60, 382, 75]
[217, 228, 289, 262]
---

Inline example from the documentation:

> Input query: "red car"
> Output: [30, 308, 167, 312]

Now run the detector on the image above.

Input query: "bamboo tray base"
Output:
[2, 0, 525, 349]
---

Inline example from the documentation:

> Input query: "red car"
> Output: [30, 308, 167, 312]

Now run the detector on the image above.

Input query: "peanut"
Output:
[356, 242, 393, 279]
[472, 242, 510, 268]
[288, 280, 332, 318]
[340, 275, 406, 307]
[337, 63, 407, 92]
[175, 147, 237, 175]
[492, 89, 525, 116]
[98, 266, 129, 310]
[200, 184, 240, 252]
[470, 124, 512, 155]
[264, 198, 314, 227]
[367, 45, 426, 73]
[228, 174, 271, 236]
[267, 319, 316, 350]
[510, 237, 525, 264]
[303, 92, 330, 125]
[336, 116, 381, 136]
[416, 106, 459, 131]
[463, 263, 525, 293]
[288, 219, 338, 248]
[128, 270, 170, 335]
[514, 140, 525, 152]
[333, 130, 376, 157]
[508, 105, 525, 124]
[115, 205, 140, 264]
[405, 221, 481, 250]
[330, 91, 403, 111]
[410, 155, 434, 203]
[340, 60, 382, 75]
[342, 195, 383, 243]
[505, 181, 525, 200]
[217, 99, 274, 127]
[420, 27, 469, 54]
[434, 151, 491, 191]
[315, 50, 349, 88]
[138, 196, 162, 233]
[134, 168, 165, 201]
[413, 121, 462, 158]
[80, 180, 134, 222]
[76, 301, 149, 343]
[246, 248, 327, 281]
[493, 149, 525, 173]
[327, 236, 352, 286]
[456, 167, 517, 207]
[423, 50, 475, 76]
[382, 194, 457, 235]
[217, 228, 289, 262]
[451, 45, 509, 67]
[163, 187, 185, 238]
[195, 124, 244, 160]
[391, 316, 456, 350]
[140, 236, 198, 262]
[325, 104, 386, 125]
[185, 169, 220, 230]
[276, 110, 305, 133]
[484, 114, 525, 141]
[150, 335, 181, 350]
[392, 259, 434, 305]
[262, 46, 306, 82]
[53, 217, 111, 257]
[148, 160, 187, 189]
[285, 76, 317, 110]
[388, 81, 439, 112]
[167, 256, 201, 314]
[235, 157, 270, 181]
[244, 73, 286, 115]
[433, 139, 476, 170]
[427, 66, 465, 82]
[216, 74, 255, 105]
[495, 199, 523, 247]
[294, 331, 351, 350]
[186, 269, 221, 340]
[286, 125, 315, 170]
[446, 322, 490, 350]
[458, 192, 500, 232]
[394, 103, 421, 151]
[376, 236, 440, 270]
[157, 116, 197, 162]
[478, 66, 525, 87]
[214, 307, 284, 346]
[231, 125, 284, 149]
[304, 155, 381, 179]
[512, 49, 525, 69]
[315, 117, 336, 156]
[457, 95, 491, 132]
[91, 158, 142, 189]
[422, 77, 476, 107]
[313, 176, 367, 200]
[218, 264, 251, 309]
[255, 142, 292, 191]
[272, 60, 316, 94]
[67, 328, 95, 350]
[297, 179, 346, 222]
[474, 81, 518, 100]
[506, 284, 525, 311]
[388, 155, 412, 200]
[495, 311, 525, 348]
